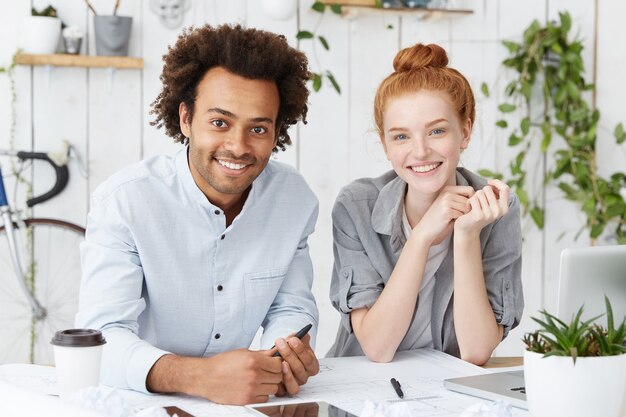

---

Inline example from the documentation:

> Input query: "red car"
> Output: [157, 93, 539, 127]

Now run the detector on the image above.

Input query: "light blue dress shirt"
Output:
[76, 148, 319, 393]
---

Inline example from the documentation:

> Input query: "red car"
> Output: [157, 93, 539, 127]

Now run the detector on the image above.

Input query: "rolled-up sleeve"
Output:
[329, 193, 384, 333]
[482, 194, 524, 339]
[75, 193, 169, 393]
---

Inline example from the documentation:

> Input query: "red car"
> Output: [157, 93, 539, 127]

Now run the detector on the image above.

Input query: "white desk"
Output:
[0, 349, 529, 417]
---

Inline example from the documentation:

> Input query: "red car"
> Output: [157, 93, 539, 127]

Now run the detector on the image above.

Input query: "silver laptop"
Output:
[444, 370, 527, 409]
[557, 245, 626, 324]
[444, 244, 626, 409]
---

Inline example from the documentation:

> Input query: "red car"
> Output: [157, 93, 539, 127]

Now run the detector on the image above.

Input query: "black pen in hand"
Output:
[390, 377, 404, 399]
[271, 323, 313, 357]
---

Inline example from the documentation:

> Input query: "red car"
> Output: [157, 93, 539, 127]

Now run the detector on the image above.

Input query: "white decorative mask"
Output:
[149, 0, 191, 29]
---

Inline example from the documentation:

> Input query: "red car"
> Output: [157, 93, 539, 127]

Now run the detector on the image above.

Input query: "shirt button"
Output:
[217, 285, 223, 291]
[220, 234, 225, 240]
[215, 333, 221, 340]
[214, 210, 220, 215]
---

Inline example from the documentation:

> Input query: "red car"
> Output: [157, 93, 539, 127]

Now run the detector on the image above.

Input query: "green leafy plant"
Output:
[32, 5, 59, 17]
[524, 296, 626, 363]
[481, 11, 626, 243]
[297, 2, 343, 94]
[32, 5, 66, 29]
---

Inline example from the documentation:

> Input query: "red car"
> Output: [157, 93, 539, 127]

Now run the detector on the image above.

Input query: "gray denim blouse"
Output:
[326, 168, 523, 358]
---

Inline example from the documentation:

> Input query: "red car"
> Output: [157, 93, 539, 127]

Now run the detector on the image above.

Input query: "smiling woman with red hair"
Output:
[327, 43, 524, 365]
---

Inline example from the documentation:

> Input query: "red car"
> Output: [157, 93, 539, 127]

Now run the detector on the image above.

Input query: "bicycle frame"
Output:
[1, 158, 48, 320]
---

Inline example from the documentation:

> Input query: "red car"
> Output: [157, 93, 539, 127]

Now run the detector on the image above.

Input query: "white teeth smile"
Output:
[411, 163, 441, 173]
[218, 160, 247, 170]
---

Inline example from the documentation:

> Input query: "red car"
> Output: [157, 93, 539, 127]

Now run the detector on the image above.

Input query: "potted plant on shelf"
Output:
[85, 0, 133, 56]
[21, 6, 62, 55]
[523, 296, 626, 417]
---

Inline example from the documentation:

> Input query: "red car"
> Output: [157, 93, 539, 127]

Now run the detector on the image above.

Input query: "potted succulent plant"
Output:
[21, 6, 62, 54]
[85, 0, 133, 56]
[523, 297, 626, 417]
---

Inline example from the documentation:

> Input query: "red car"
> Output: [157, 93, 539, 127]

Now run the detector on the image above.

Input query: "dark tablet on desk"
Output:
[444, 370, 527, 410]
[247, 400, 358, 417]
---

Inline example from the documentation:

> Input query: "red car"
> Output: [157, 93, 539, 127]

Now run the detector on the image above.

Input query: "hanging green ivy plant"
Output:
[480, 11, 626, 243]
[297, 1, 342, 94]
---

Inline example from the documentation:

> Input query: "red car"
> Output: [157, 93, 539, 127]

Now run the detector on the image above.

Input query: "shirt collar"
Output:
[174, 146, 269, 214]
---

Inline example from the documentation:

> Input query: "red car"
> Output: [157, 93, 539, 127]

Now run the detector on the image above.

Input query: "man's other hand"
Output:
[147, 349, 283, 405]
[270, 334, 320, 396]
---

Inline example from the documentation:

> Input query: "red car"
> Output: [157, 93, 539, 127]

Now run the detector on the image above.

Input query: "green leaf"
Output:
[312, 73, 322, 92]
[605, 201, 626, 218]
[477, 169, 503, 180]
[531, 206, 544, 229]
[326, 71, 341, 94]
[615, 123, 626, 144]
[558, 183, 578, 200]
[508, 133, 522, 146]
[318, 35, 330, 50]
[566, 80, 580, 100]
[311, 1, 326, 13]
[516, 188, 529, 206]
[520, 117, 530, 135]
[296, 31, 314, 40]
[540, 131, 552, 153]
[330, 3, 342, 14]
[502, 40, 521, 53]
[499, 103, 517, 113]
[521, 82, 532, 102]
[559, 12, 572, 34]
[496, 120, 508, 128]
[591, 223, 605, 239]
[481, 82, 490, 97]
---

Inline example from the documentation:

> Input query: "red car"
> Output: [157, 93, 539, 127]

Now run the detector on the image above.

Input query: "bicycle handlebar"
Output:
[16, 151, 70, 207]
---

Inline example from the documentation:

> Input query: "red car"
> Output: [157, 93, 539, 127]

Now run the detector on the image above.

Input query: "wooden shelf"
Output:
[323, 2, 473, 19]
[15, 53, 144, 69]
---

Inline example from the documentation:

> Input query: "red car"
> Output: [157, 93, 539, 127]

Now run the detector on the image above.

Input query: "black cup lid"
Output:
[50, 329, 106, 347]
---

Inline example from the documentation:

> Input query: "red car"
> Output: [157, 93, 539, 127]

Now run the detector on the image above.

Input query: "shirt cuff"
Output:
[100, 327, 170, 393]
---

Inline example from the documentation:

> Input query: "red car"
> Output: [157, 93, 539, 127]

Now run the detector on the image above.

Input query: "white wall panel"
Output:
[87, 1, 143, 194]
[491, 0, 548, 356]
[348, 14, 399, 182]
[298, 1, 350, 356]
[2, 0, 624, 362]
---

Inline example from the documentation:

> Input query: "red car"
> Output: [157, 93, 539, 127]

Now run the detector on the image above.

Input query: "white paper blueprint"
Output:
[0, 349, 530, 417]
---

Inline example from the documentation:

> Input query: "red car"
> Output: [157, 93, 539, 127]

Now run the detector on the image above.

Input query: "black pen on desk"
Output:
[271, 323, 313, 357]
[390, 377, 404, 399]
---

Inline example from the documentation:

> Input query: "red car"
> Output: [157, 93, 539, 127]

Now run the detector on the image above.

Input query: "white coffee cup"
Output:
[50, 329, 106, 397]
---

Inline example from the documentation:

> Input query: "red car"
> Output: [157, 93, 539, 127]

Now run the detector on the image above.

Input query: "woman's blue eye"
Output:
[394, 134, 408, 141]
[430, 128, 445, 135]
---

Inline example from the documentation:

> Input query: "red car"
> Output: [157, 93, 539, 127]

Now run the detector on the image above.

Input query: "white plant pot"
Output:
[524, 350, 626, 417]
[20, 16, 61, 54]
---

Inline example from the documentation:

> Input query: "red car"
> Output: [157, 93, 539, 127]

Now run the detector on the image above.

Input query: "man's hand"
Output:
[271, 333, 319, 396]
[146, 349, 283, 405]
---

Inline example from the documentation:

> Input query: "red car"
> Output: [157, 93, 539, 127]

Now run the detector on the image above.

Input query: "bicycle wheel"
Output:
[0, 218, 85, 365]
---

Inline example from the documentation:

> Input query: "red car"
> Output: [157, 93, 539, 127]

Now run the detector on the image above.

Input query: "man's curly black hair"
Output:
[150, 24, 310, 152]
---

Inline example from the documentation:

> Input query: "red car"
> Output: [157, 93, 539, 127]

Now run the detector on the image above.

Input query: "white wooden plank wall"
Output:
[1, 0, 625, 363]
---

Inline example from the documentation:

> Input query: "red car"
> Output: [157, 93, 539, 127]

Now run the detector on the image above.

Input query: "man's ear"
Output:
[460, 119, 472, 150]
[179, 102, 191, 138]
